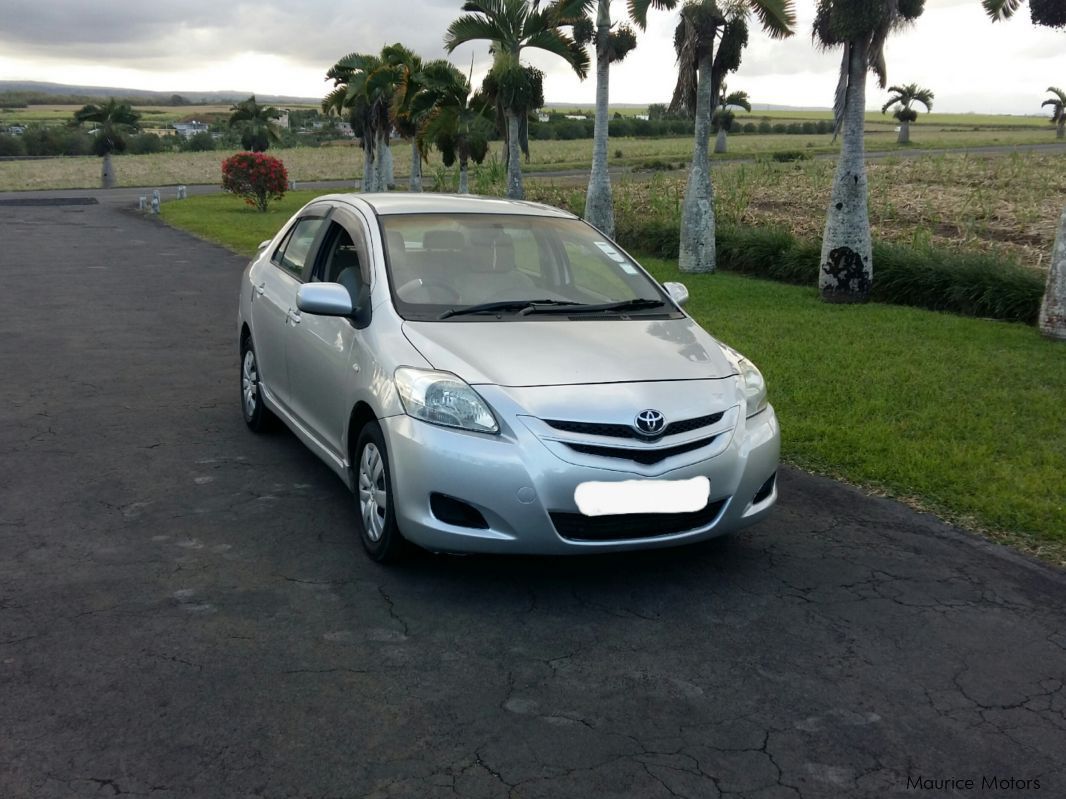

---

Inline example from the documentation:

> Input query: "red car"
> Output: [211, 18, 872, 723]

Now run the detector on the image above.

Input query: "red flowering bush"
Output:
[221, 152, 288, 212]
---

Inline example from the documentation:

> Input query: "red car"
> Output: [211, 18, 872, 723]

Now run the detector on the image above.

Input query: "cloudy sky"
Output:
[0, 0, 1061, 115]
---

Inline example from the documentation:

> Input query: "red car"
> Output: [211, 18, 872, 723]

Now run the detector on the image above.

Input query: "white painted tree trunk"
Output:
[505, 109, 524, 200]
[361, 141, 375, 192]
[458, 160, 470, 195]
[1057, 119, 1064, 139]
[409, 140, 422, 192]
[373, 133, 391, 191]
[714, 127, 727, 154]
[101, 153, 115, 189]
[1038, 204, 1066, 340]
[898, 120, 910, 144]
[583, 0, 615, 238]
[678, 54, 716, 273]
[819, 42, 872, 303]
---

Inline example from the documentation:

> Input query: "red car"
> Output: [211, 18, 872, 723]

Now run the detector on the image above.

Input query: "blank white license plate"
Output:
[574, 476, 710, 517]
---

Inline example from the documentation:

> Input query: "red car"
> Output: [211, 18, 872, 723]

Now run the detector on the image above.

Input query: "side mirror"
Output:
[297, 283, 354, 317]
[663, 281, 689, 307]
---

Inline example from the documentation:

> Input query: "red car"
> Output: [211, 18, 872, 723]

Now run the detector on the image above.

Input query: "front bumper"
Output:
[380, 403, 780, 555]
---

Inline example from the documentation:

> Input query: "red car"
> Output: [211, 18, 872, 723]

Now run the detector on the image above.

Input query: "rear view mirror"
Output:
[297, 283, 354, 317]
[663, 281, 689, 307]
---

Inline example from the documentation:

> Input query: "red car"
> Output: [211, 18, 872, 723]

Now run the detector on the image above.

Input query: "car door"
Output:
[250, 211, 329, 413]
[285, 207, 375, 461]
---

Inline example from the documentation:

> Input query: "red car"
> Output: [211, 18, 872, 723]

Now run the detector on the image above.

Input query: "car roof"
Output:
[320, 192, 579, 219]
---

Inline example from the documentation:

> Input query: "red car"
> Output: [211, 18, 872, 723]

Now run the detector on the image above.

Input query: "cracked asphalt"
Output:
[1, 194, 1065, 799]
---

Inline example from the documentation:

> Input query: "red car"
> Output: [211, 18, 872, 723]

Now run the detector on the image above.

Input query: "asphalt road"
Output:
[1, 197, 1064, 799]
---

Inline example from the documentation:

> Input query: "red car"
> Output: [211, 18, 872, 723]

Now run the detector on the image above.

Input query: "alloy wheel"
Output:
[358, 443, 387, 542]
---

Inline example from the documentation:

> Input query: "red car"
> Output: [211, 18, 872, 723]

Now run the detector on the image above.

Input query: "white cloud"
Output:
[0, 0, 1061, 114]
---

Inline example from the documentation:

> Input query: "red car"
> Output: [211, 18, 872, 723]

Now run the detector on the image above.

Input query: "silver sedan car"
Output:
[237, 194, 779, 561]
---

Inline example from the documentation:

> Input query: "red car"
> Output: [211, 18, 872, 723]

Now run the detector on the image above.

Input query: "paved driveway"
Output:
[1, 196, 1064, 799]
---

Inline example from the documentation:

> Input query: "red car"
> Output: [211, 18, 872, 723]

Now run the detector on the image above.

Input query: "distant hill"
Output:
[0, 81, 320, 106]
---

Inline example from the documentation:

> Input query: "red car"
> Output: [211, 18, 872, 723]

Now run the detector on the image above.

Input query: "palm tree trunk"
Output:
[1058, 118, 1064, 140]
[459, 158, 470, 195]
[678, 54, 716, 273]
[101, 152, 115, 189]
[409, 140, 423, 192]
[583, 0, 615, 238]
[714, 127, 727, 154]
[374, 132, 389, 191]
[1038, 204, 1066, 340]
[505, 109, 524, 200]
[383, 142, 395, 189]
[898, 120, 910, 144]
[819, 42, 872, 303]
[362, 139, 375, 192]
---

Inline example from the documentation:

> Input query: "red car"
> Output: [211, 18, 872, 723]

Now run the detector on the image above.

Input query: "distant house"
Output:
[276, 111, 290, 130]
[5, 125, 26, 136]
[564, 114, 587, 121]
[172, 121, 210, 139]
[536, 112, 550, 123]
[635, 114, 649, 121]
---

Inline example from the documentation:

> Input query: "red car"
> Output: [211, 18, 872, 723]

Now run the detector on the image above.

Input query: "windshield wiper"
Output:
[438, 299, 580, 320]
[520, 298, 667, 316]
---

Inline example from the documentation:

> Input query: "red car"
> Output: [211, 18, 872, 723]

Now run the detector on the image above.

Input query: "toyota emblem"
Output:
[634, 409, 666, 436]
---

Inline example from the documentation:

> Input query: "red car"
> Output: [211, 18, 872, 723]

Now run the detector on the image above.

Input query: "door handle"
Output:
[254, 282, 265, 296]
[287, 308, 302, 325]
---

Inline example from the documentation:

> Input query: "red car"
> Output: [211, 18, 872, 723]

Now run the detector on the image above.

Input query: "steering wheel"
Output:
[396, 278, 461, 304]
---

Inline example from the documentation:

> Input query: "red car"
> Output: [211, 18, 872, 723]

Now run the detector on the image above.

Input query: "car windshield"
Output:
[379, 213, 677, 321]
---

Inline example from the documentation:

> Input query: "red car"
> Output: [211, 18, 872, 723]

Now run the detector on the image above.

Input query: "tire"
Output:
[240, 338, 277, 433]
[354, 422, 407, 563]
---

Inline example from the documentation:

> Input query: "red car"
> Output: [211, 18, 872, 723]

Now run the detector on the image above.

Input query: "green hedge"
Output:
[616, 222, 1045, 324]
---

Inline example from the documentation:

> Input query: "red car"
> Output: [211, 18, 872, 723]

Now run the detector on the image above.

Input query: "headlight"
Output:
[737, 358, 768, 418]
[394, 367, 499, 434]
[719, 345, 768, 418]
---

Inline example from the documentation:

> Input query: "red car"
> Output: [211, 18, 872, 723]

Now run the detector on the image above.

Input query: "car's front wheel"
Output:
[354, 422, 406, 563]
[240, 338, 276, 433]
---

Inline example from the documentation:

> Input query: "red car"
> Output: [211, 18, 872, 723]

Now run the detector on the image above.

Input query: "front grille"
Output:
[551, 498, 728, 541]
[544, 411, 725, 442]
[565, 436, 717, 465]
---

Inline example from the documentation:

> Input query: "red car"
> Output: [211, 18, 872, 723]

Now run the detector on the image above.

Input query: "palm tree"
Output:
[390, 47, 428, 191]
[1042, 87, 1065, 139]
[635, 0, 793, 274]
[445, 0, 590, 200]
[983, 0, 1066, 340]
[713, 86, 751, 153]
[413, 62, 494, 193]
[324, 51, 399, 192]
[983, 0, 1065, 27]
[565, 0, 639, 237]
[813, 0, 926, 303]
[477, 63, 545, 172]
[881, 83, 934, 144]
[70, 98, 140, 189]
[228, 96, 281, 152]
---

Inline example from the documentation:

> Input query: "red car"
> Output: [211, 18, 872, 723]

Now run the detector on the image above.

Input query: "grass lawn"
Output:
[160, 194, 1066, 565]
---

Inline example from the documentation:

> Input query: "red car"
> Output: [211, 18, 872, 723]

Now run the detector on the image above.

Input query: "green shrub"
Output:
[0, 134, 26, 156]
[771, 150, 810, 162]
[610, 222, 1043, 324]
[181, 131, 216, 152]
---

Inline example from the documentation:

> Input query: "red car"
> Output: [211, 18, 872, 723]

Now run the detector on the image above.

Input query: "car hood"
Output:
[401, 318, 736, 387]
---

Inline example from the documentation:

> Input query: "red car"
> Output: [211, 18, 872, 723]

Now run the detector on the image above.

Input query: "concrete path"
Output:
[1, 197, 1064, 798]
